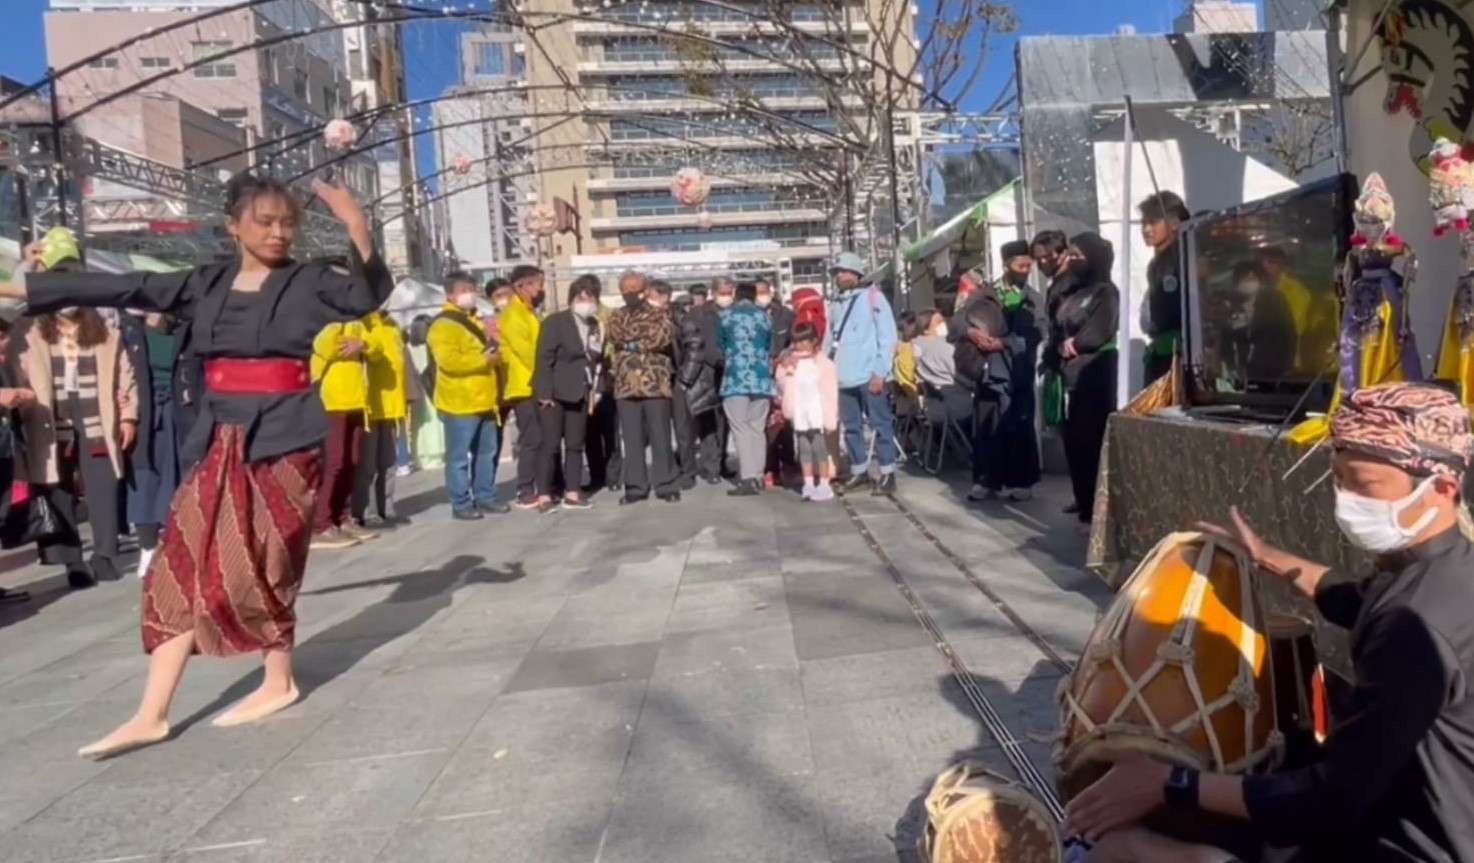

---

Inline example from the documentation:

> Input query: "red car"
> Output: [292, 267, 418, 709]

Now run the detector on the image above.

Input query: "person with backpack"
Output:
[427, 272, 506, 520]
[823, 252, 899, 496]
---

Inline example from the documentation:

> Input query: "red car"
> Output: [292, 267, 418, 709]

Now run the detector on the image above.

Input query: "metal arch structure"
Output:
[1, 0, 1018, 272]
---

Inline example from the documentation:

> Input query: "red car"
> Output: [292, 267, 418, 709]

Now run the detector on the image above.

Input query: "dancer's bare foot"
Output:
[212, 680, 299, 727]
[77, 716, 170, 760]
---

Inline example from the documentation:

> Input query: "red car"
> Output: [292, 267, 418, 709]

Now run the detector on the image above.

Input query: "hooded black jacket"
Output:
[1053, 232, 1120, 390]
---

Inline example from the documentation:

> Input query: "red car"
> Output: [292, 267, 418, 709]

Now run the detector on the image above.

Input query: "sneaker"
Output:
[476, 500, 511, 515]
[763, 472, 776, 489]
[812, 483, 836, 502]
[135, 547, 156, 580]
[310, 527, 359, 550]
[727, 479, 760, 497]
[657, 490, 682, 503]
[537, 499, 559, 514]
[452, 508, 484, 521]
[619, 493, 648, 506]
[967, 483, 997, 502]
[1006, 487, 1033, 502]
[872, 473, 897, 496]
[342, 522, 379, 542]
[394, 464, 414, 477]
[513, 495, 541, 511]
[562, 497, 593, 511]
[800, 483, 815, 501]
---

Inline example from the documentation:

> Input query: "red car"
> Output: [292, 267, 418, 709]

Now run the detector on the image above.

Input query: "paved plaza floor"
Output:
[0, 467, 1113, 863]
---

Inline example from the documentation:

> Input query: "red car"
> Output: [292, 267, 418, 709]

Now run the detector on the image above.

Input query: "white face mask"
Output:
[492, 299, 509, 313]
[1334, 476, 1441, 553]
[572, 300, 598, 319]
[454, 292, 477, 311]
[755, 295, 772, 308]
[714, 295, 734, 309]
[935, 322, 949, 339]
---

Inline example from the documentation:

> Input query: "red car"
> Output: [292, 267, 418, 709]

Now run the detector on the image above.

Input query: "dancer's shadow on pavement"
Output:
[174, 554, 524, 731]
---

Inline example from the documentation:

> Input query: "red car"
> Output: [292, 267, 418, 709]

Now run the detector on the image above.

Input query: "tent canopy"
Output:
[904, 180, 1020, 265]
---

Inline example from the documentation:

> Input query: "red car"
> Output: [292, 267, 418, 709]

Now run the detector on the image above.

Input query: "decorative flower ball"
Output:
[525, 203, 557, 237]
[323, 119, 356, 151]
[670, 166, 710, 207]
[696, 210, 713, 230]
[452, 154, 473, 175]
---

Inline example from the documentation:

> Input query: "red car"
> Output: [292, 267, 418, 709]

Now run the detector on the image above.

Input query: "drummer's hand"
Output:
[1195, 506, 1265, 566]
[1063, 754, 1171, 842]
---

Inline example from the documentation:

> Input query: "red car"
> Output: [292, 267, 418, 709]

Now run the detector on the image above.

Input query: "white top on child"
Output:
[790, 357, 826, 432]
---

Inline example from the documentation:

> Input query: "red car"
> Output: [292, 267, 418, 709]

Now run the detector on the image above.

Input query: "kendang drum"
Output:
[918, 762, 1060, 863]
[1056, 531, 1286, 803]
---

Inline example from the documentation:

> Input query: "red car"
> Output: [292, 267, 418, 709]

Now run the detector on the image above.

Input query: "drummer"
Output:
[1066, 381, 1474, 863]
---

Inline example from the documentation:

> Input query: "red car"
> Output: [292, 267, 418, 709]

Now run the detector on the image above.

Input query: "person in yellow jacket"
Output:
[498, 263, 547, 509]
[428, 272, 507, 519]
[310, 316, 374, 548]
[353, 310, 408, 529]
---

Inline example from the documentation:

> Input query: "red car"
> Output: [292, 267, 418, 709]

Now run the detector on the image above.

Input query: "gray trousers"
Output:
[794, 428, 829, 469]
[722, 395, 771, 481]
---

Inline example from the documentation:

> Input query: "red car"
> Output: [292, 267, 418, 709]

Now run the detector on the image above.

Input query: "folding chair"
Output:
[919, 381, 972, 475]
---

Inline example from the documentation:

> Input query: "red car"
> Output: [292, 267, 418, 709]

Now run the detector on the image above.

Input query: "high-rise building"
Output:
[431, 25, 539, 279]
[44, 0, 375, 239]
[518, 0, 916, 294]
[1173, 1, 1258, 33]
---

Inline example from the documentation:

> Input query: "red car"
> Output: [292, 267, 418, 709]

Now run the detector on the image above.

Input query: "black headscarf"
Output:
[1068, 232, 1115, 286]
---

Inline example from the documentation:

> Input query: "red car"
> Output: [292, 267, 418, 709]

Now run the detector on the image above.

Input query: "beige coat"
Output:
[8, 318, 138, 484]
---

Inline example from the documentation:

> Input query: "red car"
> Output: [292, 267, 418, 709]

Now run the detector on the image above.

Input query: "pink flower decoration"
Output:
[323, 119, 356, 151]
[453, 154, 473, 175]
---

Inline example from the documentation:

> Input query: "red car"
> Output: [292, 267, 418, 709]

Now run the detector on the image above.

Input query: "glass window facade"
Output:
[607, 111, 836, 141]
[617, 222, 826, 251]
[191, 41, 236, 78]
[614, 187, 812, 217]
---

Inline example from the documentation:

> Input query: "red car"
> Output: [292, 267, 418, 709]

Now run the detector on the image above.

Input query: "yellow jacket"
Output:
[498, 294, 539, 402]
[311, 319, 369, 413]
[427, 303, 499, 416]
[362, 312, 408, 421]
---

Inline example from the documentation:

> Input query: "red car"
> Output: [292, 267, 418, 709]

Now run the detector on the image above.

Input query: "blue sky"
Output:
[2, 0, 1263, 113]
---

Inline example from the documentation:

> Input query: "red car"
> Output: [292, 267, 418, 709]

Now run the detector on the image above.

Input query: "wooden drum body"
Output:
[1056, 532, 1284, 801]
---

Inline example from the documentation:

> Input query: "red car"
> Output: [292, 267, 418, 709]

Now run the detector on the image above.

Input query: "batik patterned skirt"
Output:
[141, 424, 321, 656]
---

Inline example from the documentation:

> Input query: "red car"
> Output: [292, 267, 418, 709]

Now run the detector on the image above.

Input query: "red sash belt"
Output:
[204, 358, 311, 394]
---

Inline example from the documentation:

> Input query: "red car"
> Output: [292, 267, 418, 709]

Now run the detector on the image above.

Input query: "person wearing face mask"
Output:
[1067, 382, 1474, 863]
[607, 273, 678, 504]
[428, 272, 506, 520]
[497, 264, 548, 510]
[718, 281, 774, 496]
[9, 288, 138, 588]
[309, 307, 374, 549]
[987, 240, 1045, 501]
[1032, 229, 1079, 511]
[1053, 233, 1119, 526]
[689, 276, 734, 482]
[532, 275, 603, 511]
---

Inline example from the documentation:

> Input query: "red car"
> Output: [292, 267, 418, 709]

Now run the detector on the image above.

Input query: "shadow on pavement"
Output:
[172, 554, 525, 732]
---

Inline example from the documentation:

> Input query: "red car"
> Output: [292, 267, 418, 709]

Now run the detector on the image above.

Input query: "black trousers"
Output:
[353, 419, 398, 521]
[40, 447, 120, 576]
[971, 394, 1003, 488]
[538, 398, 588, 497]
[692, 406, 725, 480]
[618, 397, 677, 497]
[765, 416, 794, 478]
[672, 387, 697, 484]
[586, 393, 621, 490]
[1062, 360, 1117, 522]
[510, 398, 543, 499]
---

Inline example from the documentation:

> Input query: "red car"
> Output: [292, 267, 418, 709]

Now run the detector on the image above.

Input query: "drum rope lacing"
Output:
[1058, 533, 1287, 775]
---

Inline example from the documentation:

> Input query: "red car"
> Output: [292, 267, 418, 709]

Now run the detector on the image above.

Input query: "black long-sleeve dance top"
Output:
[24, 247, 393, 466]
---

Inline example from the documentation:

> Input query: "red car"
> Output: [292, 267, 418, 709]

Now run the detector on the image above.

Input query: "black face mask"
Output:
[1004, 270, 1029, 287]
[621, 292, 645, 309]
[532, 291, 547, 310]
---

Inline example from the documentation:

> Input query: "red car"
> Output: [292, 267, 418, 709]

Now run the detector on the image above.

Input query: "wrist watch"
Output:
[1164, 765, 1200, 809]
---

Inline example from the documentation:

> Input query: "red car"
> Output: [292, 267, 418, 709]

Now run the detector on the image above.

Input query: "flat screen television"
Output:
[1180, 173, 1354, 420]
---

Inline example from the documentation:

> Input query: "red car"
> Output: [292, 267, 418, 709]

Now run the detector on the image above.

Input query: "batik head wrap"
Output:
[1331, 383, 1474, 478]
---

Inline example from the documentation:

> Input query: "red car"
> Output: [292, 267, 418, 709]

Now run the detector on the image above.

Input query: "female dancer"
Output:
[0, 173, 393, 759]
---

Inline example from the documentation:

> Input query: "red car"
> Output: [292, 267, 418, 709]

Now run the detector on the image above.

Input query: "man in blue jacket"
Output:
[823, 252, 899, 496]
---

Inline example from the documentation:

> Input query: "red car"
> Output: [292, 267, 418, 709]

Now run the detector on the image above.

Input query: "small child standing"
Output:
[776, 323, 839, 501]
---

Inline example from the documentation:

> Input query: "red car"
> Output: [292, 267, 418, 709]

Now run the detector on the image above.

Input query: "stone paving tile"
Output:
[665, 576, 789, 635]
[188, 750, 453, 845]
[4, 769, 263, 863]
[799, 644, 954, 707]
[458, 680, 646, 763]
[625, 707, 815, 781]
[643, 664, 804, 719]
[598, 769, 830, 863]
[784, 570, 934, 661]
[651, 624, 800, 679]
[378, 806, 605, 863]
[503, 640, 660, 692]
[167, 827, 395, 863]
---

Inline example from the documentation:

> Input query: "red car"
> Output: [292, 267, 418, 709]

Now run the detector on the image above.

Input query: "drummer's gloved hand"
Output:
[1063, 755, 1172, 842]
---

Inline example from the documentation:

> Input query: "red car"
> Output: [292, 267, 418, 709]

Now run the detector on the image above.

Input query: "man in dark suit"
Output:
[757, 278, 796, 486]
[532, 275, 602, 511]
[686, 276, 731, 481]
